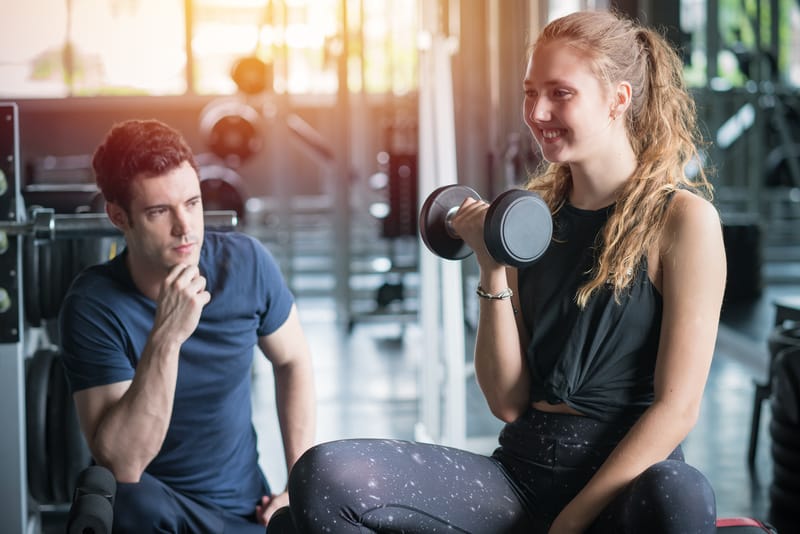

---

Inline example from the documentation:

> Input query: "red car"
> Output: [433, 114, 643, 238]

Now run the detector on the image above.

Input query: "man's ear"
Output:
[105, 202, 129, 231]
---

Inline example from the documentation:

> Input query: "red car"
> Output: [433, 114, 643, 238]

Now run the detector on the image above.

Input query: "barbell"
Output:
[419, 184, 553, 268]
[0, 207, 238, 240]
[11, 207, 238, 327]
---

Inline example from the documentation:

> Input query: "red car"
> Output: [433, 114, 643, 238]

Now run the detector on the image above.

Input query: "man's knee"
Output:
[113, 474, 176, 533]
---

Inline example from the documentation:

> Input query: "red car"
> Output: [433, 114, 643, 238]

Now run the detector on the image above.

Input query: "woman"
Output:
[273, 9, 725, 533]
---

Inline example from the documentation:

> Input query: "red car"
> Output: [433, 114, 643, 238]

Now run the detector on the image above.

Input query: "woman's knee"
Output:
[289, 440, 348, 486]
[636, 460, 715, 503]
[623, 460, 716, 532]
[288, 441, 352, 502]
[288, 439, 384, 499]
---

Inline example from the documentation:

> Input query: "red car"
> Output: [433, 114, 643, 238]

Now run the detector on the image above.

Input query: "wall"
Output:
[12, 95, 384, 203]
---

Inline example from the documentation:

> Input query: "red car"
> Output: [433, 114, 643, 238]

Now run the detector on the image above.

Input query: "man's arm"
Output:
[257, 304, 316, 475]
[72, 264, 210, 483]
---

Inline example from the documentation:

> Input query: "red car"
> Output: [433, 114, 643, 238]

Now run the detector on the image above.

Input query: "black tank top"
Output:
[517, 202, 662, 423]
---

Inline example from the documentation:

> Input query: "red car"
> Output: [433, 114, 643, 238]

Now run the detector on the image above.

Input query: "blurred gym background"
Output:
[1, 0, 799, 532]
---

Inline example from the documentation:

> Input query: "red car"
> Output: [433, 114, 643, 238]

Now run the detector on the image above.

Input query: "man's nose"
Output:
[172, 209, 191, 235]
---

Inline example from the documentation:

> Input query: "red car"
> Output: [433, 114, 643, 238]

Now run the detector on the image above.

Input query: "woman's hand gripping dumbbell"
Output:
[418, 184, 553, 268]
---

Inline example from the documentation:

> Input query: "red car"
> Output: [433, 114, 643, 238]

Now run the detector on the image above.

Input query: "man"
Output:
[58, 119, 315, 532]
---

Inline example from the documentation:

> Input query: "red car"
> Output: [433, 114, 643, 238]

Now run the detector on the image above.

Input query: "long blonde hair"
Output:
[525, 10, 713, 307]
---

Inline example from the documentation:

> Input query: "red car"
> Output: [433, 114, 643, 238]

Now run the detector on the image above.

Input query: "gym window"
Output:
[0, 0, 418, 98]
[681, 0, 800, 88]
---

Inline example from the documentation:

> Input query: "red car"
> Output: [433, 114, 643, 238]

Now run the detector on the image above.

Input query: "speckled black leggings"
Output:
[276, 409, 716, 533]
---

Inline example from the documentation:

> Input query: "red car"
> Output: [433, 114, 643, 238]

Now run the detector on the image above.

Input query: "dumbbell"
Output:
[419, 184, 553, 267]
[66, 465, 116, 534]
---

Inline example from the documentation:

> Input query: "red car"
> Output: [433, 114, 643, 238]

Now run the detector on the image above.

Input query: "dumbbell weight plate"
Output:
[38, 239, 56, 321]
[772, 346, 800, 425]
[770, 417, 800, 449]
[767, 324, 800, 356]
[419, 184, 482, 260]
[772, 461, 800, 493]
[200, 167, 248, 221]
[770, 483, 800, 514]
[484, 189, 552, 268]
[47, 348, 69, 503]
[772, 440, 800, 471]
[26, 348, 56, 503]
[48, 353, 93, 503]
[23, 237, 42, 327]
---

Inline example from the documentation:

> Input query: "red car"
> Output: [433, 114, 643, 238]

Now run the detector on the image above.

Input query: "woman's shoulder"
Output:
[665, 188, 721, 229]
[660, 188, 724, 256]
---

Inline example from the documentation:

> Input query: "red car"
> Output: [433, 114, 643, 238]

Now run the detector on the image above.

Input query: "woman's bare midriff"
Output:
[531, 400, 585, 416]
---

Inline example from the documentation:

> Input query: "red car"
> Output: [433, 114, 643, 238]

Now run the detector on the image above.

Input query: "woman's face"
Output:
[523, 41, 620, 165]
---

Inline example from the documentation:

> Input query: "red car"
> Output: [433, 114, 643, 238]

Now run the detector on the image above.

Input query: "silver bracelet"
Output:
[476, 285, 513, 300]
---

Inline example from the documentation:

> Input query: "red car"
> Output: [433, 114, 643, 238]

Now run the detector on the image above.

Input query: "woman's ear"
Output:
[105, 202, 129, 231]
[611, 81, 633, 119]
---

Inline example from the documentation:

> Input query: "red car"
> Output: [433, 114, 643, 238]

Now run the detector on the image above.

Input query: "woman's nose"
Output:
[530, 98, 550, 122]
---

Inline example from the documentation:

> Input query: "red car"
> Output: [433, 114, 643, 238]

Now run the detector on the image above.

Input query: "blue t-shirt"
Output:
[58, 231, 295, 516]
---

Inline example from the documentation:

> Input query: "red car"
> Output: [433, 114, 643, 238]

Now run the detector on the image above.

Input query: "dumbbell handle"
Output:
[444, 206, 461, 239]
[444, 196, 493, 240]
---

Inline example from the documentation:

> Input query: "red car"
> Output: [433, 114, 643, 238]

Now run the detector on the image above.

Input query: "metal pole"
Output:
[0, 102, 29, 534]
[416, 0, 442, 444]
[184, 0, 196, 95]
[416, 0, 466, 449]
[335, 0, 352, 328]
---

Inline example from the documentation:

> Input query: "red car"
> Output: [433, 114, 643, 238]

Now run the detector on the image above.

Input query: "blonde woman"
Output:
[274, 10, 725, 534]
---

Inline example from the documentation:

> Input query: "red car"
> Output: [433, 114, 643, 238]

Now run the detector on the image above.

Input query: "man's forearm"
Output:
[91, 337, 181, 482]
[274, 358, 316, 474]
